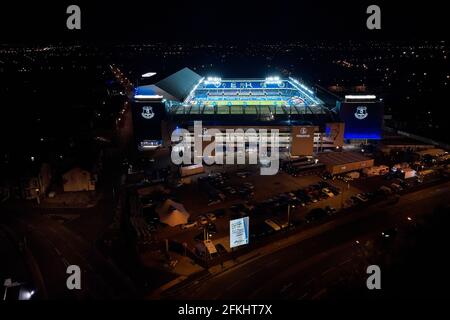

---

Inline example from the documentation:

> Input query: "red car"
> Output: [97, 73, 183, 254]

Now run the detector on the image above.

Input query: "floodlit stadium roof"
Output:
[155, 67, 202, 101]
[134, 67, 202, 101]
[133, 68, 338, 125]
[173, 76, 326, 116]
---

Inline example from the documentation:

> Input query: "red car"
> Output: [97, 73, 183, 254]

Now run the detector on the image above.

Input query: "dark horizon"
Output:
[1, 1, 449, 44]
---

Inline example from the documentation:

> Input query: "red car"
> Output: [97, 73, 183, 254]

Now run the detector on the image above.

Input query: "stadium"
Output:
[181, 76, 324, 113]
[131, 68, 384, 155]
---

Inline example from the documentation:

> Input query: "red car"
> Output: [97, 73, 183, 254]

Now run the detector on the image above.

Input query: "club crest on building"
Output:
[141, 106, 155, 119]
[355, 106, 368, 120]
[300, 127, 308, 135]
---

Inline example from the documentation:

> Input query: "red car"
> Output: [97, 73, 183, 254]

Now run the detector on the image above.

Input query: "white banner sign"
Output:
[230, 217, 249, 248]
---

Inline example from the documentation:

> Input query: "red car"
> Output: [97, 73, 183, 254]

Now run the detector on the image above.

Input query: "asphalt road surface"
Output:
[163, 181, 450, 299]
[1, 212, 136, 299]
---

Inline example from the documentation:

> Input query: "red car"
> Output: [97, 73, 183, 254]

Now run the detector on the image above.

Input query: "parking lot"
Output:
[128, 154, 450, 272]
[123, 142, 450, 274]
[138, 165, 364, 255]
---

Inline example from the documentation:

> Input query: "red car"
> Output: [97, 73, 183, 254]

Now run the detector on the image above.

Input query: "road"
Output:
[1, 65, 137, 300]
[162, 181, 450, 299]
[0, 225, 34, 299]
[1, 211, 136, 299]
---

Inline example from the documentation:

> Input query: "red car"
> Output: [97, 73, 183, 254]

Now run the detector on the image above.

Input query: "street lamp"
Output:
[287, 204, 295, 227]
[3, 279, 24, 301]
[35, 188, 40, 205]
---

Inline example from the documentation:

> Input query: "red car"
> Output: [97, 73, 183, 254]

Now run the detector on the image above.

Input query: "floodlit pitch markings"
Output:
[182, 78, 320, 107]
[201, 100, 288, 107]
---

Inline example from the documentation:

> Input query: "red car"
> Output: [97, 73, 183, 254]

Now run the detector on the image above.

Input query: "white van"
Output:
[265, 219, 281, 231]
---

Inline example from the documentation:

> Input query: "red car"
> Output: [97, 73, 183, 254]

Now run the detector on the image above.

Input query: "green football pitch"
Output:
[201, 100, 288, 107]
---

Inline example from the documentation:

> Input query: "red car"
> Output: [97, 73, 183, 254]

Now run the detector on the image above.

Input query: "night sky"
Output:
[1, 1, 448, 43]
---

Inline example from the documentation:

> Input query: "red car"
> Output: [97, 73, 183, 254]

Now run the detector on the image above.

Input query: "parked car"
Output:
[225, 187, 237, 195]
[325, 205, 337, 215]
[390, 183, 403, 192]
[322, 188, 334, 198]
[250, 222, 274, 239]
[337, 175, 350, 182]
[265, 219, 282, 231]
[345, 198, 356, 207]
[215, 243, 228, 255]
[272, 217, 289, 229]
[198, 215, 209, 225]
[140, 197, 155, 208]
[328, 186, 341, 195]
[355, 193, 369, 202]
[394, 178, 408, 188]
[364, 192, 376, 199]
[206, 222, 217, 235]
[243, 182, 254, 190]
[207, 198, 222, 206]
[351, 196, 362, 204]
[379, 185, 393, 195]
[236, 171, 251, 178]
[181, 221, 198, 229]
[321, 172, 333, 180]
[143, 208, 160, 224]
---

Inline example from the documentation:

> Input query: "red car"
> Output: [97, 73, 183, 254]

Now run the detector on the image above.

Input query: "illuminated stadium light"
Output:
[265, 76, 282, 85]
[288, 77, 320, 104]
[204, 77, 222, 85]
[289, 77, 314, 95]
[140, 140, 162, 150]
[345, 95, 377, 100]
[299, 83, 314, 95]
[183, 77, 205, 104]
[141, 72, 157, 78]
